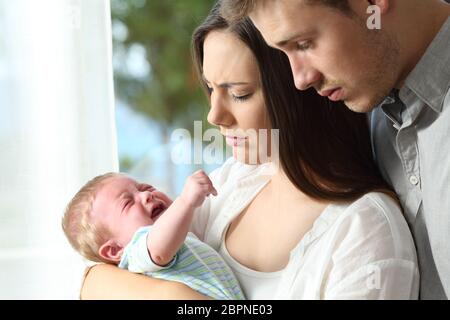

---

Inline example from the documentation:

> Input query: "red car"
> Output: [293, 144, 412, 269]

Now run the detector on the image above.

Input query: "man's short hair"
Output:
[221, 0, 351, 22]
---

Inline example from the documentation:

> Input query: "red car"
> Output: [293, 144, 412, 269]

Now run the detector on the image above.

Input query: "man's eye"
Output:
[295, 41, 312, 51]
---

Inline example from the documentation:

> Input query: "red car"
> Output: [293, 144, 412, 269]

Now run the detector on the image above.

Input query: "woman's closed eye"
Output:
[231, 92, 253, 102]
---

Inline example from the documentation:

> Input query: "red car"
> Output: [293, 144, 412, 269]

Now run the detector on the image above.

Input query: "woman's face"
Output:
[203, 30, 272, 165]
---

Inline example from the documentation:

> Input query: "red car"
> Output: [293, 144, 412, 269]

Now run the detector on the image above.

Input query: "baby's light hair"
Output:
[62, 172, 123, 263]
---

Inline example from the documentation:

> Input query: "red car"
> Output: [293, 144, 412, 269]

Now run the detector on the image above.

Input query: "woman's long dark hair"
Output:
[192, 1, 395, 202]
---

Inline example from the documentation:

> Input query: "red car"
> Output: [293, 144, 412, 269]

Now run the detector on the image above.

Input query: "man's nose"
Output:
[288, 54, 321, 91]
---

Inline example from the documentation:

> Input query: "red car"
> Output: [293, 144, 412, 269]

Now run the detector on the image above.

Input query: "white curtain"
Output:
[0, 0, 117, 299]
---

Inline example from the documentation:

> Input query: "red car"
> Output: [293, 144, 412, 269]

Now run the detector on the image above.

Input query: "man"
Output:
[221, 0, 450, 299]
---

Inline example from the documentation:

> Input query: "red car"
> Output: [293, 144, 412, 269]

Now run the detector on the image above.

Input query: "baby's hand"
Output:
[180, 170, 218, 209]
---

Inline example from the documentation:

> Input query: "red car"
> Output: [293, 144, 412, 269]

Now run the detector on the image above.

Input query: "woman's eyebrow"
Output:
[202, 75, 249, 88]
[218, 82, 249, 88]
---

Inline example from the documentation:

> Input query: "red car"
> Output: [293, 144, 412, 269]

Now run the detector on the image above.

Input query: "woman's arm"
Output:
[80, 264, 210, 300]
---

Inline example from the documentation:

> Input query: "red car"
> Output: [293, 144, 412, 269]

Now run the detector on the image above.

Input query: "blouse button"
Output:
[409, 175, 419, 186]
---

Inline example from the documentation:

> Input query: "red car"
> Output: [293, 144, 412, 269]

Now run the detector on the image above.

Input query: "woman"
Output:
[81, 1, 418, 299]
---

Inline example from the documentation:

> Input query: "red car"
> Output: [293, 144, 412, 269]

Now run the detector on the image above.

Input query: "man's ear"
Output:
[98, 240, 124, 263]
[368, 0, 390, 14]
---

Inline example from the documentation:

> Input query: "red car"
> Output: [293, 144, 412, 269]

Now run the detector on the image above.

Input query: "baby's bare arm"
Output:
[147, 170, 217, 266]
[147, 196, 196, 265]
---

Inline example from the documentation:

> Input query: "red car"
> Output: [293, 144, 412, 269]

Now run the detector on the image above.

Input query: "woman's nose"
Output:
[207, 93, 232, 127]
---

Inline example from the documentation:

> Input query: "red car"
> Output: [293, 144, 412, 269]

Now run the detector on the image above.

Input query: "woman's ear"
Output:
[98, 240, 124, 263]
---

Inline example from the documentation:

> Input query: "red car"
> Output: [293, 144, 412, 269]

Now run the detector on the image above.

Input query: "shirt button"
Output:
[409, 175, 419, 186]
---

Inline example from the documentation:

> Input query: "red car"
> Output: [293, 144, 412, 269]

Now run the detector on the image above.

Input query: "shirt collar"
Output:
[400, 17, 450, 113]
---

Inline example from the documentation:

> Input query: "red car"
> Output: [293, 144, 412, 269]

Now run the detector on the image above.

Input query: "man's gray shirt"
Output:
[371, 17, 450, 299]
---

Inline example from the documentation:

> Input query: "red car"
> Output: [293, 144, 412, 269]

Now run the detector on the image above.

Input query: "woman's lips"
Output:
[225, 136, 247, 147]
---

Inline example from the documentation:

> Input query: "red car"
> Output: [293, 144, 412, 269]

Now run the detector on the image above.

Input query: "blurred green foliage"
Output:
[111, 0, 215, 135]
[119, 154, 135, 172]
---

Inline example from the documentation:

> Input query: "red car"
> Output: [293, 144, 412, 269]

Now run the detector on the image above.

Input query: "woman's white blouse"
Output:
[218, 237, 283, 300]
[191, 158, 420, 299]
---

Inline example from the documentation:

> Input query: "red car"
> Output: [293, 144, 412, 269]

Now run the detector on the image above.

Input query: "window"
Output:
[0, 0, 116, 299]
[111, 0, 219, 197]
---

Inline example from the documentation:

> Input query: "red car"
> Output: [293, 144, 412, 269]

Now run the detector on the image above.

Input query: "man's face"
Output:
[250, 0, 400, 112]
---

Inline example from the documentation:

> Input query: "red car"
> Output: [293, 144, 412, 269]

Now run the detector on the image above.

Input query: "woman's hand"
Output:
[80, 264, 210, 300]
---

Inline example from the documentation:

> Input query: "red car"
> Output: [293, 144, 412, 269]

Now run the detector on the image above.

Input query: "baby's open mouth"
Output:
[151, 203, 166, 219]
